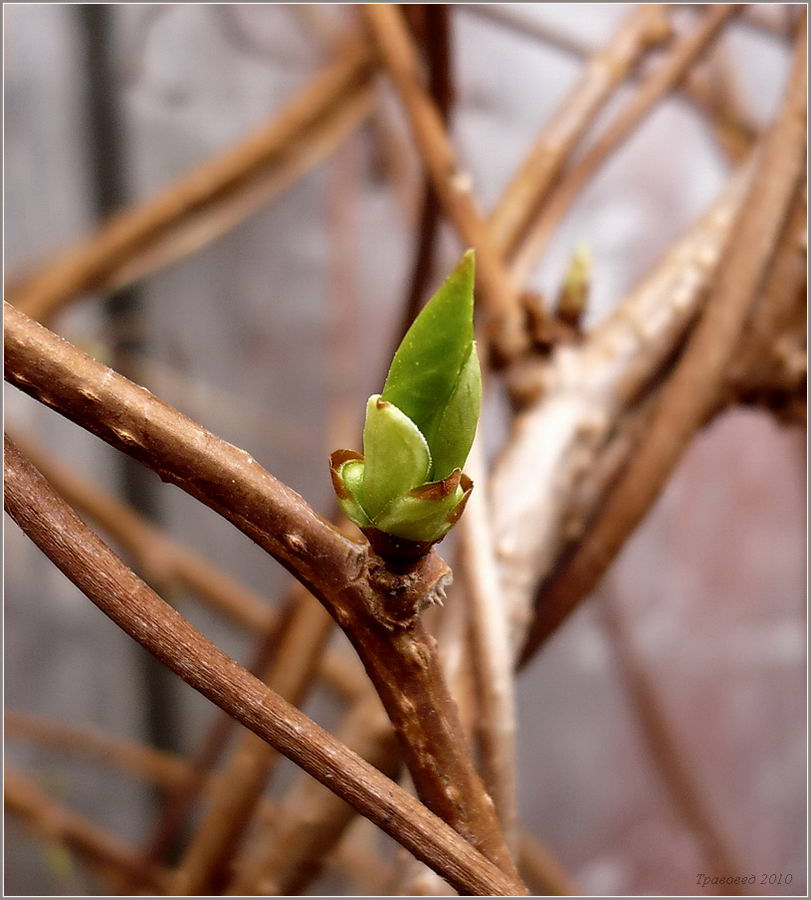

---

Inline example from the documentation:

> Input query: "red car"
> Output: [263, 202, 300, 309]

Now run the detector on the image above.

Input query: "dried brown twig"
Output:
[4, 436, 525, 896]
[363, 3, 527, 363]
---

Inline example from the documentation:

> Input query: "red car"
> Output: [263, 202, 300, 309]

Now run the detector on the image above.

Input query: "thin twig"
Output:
[227, 695, 400, 895]
[4, 436, 526, 897]
[510, 4, 741, 287]
[464, 3, 757, 169]
[682, 52, 758, 166]
[5, 712, 191, 789]
[462, 4, 593, 60]
[172, 593, 334, 895]
[519, 19, 807, 662]
[104, 85, 375, 300]
[518, 832, 575, 897]
[363, 3, 528, 363]
[395, 4, 455, 345]
[489, 4, 673, 259]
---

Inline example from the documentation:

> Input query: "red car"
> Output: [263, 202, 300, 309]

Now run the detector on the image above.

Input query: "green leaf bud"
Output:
[329, 251, 481, 553]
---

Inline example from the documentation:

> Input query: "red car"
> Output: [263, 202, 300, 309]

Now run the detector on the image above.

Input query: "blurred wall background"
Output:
[4, 4, 806, 895]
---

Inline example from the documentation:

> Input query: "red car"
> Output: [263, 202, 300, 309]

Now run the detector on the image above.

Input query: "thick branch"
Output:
[520, 20, 807, 661]
[3, 313, 522, 885]
[492, 166, 752, 656]
[3, 437, 525, 896]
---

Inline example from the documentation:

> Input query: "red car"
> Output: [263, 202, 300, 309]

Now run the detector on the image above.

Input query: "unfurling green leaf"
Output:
[329, 251, 481, 551]
[359, 395, 431, 518]
[382, 249, 478, 479]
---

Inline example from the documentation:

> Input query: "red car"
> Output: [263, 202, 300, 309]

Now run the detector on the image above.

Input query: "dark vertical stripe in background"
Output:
[76, 3, 184, 807]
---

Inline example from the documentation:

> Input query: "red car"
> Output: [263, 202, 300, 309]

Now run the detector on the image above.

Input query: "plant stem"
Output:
[4, 436, 526, 896]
